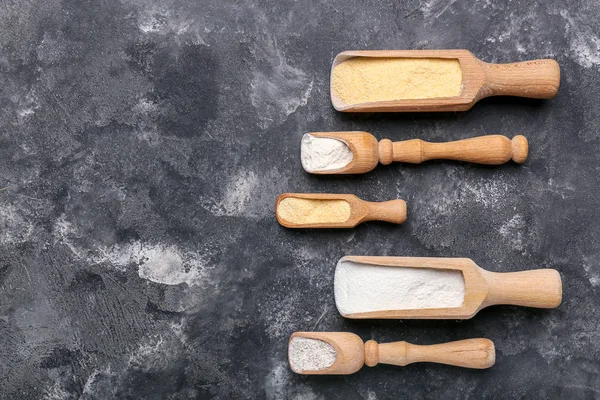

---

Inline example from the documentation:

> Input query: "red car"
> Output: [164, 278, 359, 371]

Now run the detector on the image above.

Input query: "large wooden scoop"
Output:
[303, 131, 528, 174]
[289, 332, 495, 374]
[331, 50, 560, 112]
[334, 256, 562, 319]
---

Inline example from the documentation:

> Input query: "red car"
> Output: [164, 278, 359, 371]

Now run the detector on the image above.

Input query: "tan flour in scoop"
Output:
[277, 198, 351, 224]
[331, 57, 462, 105]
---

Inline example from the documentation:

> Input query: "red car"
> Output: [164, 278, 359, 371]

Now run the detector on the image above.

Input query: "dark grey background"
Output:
[1, 0, 599, 398]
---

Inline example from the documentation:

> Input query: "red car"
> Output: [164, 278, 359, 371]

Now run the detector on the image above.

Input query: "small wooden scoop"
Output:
[331, 50, 560, 112]
[335, 256, 562, 319]
[276, 193, 406, 228]
[304, 131, 528, 174]
[289, 332, 495, 374]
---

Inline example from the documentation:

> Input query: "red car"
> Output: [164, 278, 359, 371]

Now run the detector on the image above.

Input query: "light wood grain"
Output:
[336, 256, 562, 319]
[289, 332, 495, 375]
[364, 338, 495, 369]
[275, 193, 406, 228]
[330, 50, 560, 112]
[304, 131, 528, 174]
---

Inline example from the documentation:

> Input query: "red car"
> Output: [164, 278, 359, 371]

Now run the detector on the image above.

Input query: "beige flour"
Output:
[277, 198, 351, 224]
[334, 259, 465, 316]
[288, 337, 336, 372]
[331, 57, 463, 105]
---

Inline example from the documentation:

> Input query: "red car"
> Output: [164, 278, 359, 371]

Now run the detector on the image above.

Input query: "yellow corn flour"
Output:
[277, 198, 351, 224]
[331, 57, 463, 105]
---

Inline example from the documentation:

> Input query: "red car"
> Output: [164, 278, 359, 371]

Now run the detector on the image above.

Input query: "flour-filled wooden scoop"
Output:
[301, 131, 528, 174]
[288, 332, 495, 374]
[334, 256, 562, 319]
[276, 193, 406, 228]
[331, 50, 560, 112]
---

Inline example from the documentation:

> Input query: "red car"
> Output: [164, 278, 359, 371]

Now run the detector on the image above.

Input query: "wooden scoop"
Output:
[289, 332, 495, 374]
[331, 50, 560, 112]
[304, 131, 528, 174]
[335, 256, 562, 319]
[276, 193, 406, 228]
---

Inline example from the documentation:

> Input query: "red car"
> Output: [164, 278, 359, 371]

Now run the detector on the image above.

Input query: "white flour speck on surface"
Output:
[93, 241, 205, 286]
[300, 134, 353, 173]
[560, 10, 600, 69]
[583, 253, 600, 287]
[499, 214, 527, 253]
[288, 337, 336, 373]
[420, 0, 459, 19]
[201, 167, 289, 220]
[212, 170, 259, 217]
[334, 259, 465, 316]
[265, 359, 320, 400]
[53, 216, 206, 286]
[136, 245, 205, 286]
[249, 15, 313, 130]
[0, 204, 34, 244]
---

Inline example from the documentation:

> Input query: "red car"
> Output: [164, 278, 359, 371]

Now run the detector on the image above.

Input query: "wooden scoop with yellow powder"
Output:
[275, 193, 406, 228]
[330, 50, 560, 112]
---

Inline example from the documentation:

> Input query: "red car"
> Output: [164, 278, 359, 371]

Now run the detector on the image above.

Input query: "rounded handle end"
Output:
[547, 269, 563, 308]
[511, 135, 529, 163]
[544, 59, 561, 99]
[476, 339, 496, 369]
[388, 199, 407, 224]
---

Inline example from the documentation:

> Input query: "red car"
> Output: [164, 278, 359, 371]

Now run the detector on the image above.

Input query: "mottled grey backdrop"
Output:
[1, 0, 599, 398]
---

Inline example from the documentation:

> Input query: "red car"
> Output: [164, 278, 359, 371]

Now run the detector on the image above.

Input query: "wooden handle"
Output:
[480, 59, 560, 99]
[364, 339, 495, 369]
[364, 200, 407, 224]
[378, 135, 528, 165]
[482, 269, 562, 308]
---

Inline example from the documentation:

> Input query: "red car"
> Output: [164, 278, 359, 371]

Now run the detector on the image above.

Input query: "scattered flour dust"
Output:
[53, 215, 205, 286]
[136, 244, 205, 286]
[420, 0, 460, 19]
[300, 134, 353, 172]
[583, 253, 600, 287]
[288, 337, 336, 373]
[210, 170, 259, 217]
[101, 242, 205, 286]
[42, 379, 71, 400]
[202, 167, 289, 219]
[249, 16, 313, 130]
[0, 203, 34, 244]
[137, 6, 194, 36]
[334, 259, 465, 316]
[560, 10, 600, 69]
[265, 359, 320, 400]
[499, 214, 527, 253]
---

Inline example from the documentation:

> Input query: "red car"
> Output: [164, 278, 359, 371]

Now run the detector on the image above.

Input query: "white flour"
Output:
[334, 259, 465, 316]
[300, 134, 353, 172]
[288, 337, 336, 372]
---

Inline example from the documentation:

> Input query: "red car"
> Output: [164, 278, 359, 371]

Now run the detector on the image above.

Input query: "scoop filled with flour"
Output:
[277, 197, 351, 225]
[334, 258, 465, 316]
[331, 57, 463, 106]
[288, 336, 336, 373]
[301, 134, 354, 173]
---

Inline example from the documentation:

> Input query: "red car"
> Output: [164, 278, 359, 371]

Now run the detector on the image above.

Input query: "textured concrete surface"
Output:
[1, 0, 600, 398]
